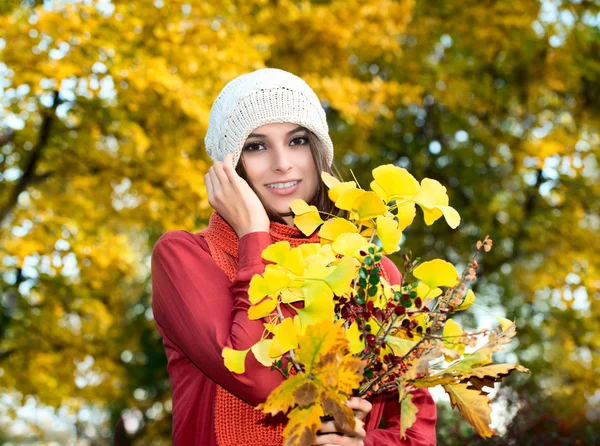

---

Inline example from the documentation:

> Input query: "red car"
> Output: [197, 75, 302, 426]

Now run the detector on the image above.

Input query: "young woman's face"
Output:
[240, 122, 319, 217]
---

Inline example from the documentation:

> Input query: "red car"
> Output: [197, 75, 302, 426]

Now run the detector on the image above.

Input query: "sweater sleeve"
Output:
[150, 229, 283, 406]
[364, 256, 437, 445]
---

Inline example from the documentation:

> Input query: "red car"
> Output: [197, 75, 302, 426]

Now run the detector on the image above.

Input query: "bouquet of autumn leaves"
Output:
[222, 165, 530, 445]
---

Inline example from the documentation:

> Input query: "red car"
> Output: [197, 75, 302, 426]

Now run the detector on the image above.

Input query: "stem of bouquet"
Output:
[429, 236, 490, 333]
[276, 304, 303, 373]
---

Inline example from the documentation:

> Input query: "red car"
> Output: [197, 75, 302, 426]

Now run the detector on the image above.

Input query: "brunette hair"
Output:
[235, 128, 343, 225]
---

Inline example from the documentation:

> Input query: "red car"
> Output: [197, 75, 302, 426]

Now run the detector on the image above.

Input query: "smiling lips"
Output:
[265, 180, 301, 196]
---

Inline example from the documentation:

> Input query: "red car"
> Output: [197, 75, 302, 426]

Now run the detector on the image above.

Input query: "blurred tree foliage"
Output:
[0, 0, 598, 444]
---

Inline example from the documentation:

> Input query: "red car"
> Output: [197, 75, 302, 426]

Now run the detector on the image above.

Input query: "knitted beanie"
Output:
[204, 68, 334, 168]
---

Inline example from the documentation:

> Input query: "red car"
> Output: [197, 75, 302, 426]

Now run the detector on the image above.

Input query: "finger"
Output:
[221, 153, 240, 188]
[347, 398, 372, 420]
[204, 173, 213, 200]
[318, 421, 340, 434]
[315, 434, 345, 445]
[212, 159, 232, 190]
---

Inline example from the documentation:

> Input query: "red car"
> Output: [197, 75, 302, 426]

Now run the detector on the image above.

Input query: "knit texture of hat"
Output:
[204, 68, 334, 168]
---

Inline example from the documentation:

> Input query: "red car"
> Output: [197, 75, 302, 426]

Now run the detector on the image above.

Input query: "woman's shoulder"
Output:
[152, 230, 210, 256]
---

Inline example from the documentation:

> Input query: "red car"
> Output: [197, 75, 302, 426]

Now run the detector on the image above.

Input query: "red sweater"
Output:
[151, 229, 437, 445]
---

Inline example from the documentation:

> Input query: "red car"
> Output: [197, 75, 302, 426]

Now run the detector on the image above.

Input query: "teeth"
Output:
[267, 180, 299, 189]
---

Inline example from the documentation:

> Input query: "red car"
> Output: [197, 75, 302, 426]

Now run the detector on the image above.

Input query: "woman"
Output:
[151, 68, 437, 445]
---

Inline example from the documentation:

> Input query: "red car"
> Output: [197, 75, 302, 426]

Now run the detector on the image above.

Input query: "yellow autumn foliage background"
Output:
[0, 0, 598, 444]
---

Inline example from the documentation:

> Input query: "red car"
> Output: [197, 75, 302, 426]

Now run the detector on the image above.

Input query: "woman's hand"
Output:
[315, 398, 372, 445]
[204, 153, 270, 238]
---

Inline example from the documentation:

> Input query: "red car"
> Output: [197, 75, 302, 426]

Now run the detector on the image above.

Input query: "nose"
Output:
[270, 145, 293, 173]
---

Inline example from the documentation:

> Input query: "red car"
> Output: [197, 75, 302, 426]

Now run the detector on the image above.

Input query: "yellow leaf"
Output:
[415, 282, 442, 300]
[413, 259, 460, 288]
[248, 266, 292, 304]
[398, 384, 419, 440]
[496, 316, 514, 332]
[414, 179, 461, 228]
[346, 322, 364, 355]
[455, 289, 475, 311]
[280, 287, 304, 304]
[443, 383, 497, 438]
[335, 188, 364, 211]
[298, 243, 320, 258]
[259, 373, 309, 416]
[324, 256, 357, 296]
[376, 215, 402, 254]
[296, 292, 335, 330]
[370, 165, 420, 203]
[282, 404, 325, 446]
[396, 201, 417, 230]
[248, 297, 277, 320]
[262, 241, 291, 264]
[353, 191, 388, 221]
[281, 247, 306, 276]
[319, 217, 358, 243]
[386, 336, 417, 357]
[269, 317, 299, 358]
[443, 319, 465, 360]
[326, 177, 357, 203]
[251, 339, 275, 367]
[290, 199, 325, 236]
[222, 347, 250, 374]
[332, 233, 369, 257]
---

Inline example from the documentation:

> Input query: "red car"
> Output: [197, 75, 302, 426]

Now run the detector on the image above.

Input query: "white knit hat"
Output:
[204, 68, 334, 168]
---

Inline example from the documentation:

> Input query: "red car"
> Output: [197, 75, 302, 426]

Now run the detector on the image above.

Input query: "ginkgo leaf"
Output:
[415, 282, 442, 300]
[443, 382, 497, 438]
[248, 266, 292, 304]
[298, 243, 320, 258]
[376, 215, 403, 254]
[269, 317, 299, 358]
[443, 319, 465, 360]
[346, 322, 364, 355]
[222, 347, 250, 374]
[280, 287, 304, 304]
[332, 233, 369, 257]
[326, 178, 358, 203]
[396, 201, 417, 230]
[290, 199, 325, 235]
[281, 247, 306, 276]
[455, 289, 475, 311]
[386, 336, 417, 357]
[438, 205, 461, 229]
[413, 259, 460, 288]
[321, 171, 341, 189]
[323, 256, 357, 296]
[319, 217, 358, 243]
[336, 188, 365, 211]
[353, 191, 388, 221]
[414, 179, 461, 228]
[295, 286, 335, 328]
[413, 177, 443, 209]
[251, 338, 276, 367]
[370, 165, 420, 203]
[262, 241, 291, 264]
[248, 297, 277, 320]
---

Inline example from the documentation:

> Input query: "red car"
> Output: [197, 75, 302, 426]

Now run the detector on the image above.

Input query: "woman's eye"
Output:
[291, 136, 308, 146]
[243, 142, 266, 152]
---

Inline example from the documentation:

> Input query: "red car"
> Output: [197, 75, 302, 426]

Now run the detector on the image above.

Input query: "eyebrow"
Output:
[247, 126, 306, 139]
